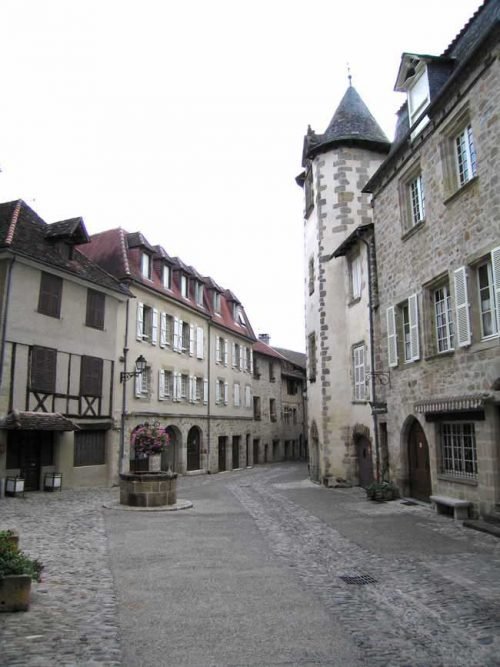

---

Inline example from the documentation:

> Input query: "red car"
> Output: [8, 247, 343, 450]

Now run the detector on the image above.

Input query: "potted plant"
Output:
[0, 529, 19, 551]
[366, 480, 399, 502]
[0, 533, 43, 612]
[132, 422, 170, 472]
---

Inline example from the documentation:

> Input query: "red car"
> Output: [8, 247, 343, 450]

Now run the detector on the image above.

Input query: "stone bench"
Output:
[430, 495, 472, 521]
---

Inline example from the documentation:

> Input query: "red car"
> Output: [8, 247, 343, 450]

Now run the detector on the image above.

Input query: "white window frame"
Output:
[477, 254, 499, 339]
[434, 285, 454, 352]
[234, 382, 240, 408]
[409, 174, 425, 226]
[455, 124, 477, 187]
[135, 366, 150, 398]
[195, 282, 204, 306]
[162, 265, 171, 290]
[180, 373, 189, 400]
[350, 253, 362, 300]
[141, 252, 152, 280]
[181, 274, 189, 299]
[407, 67, 430, 137]
[213, 291, 221, 314]
[440, 422, 477, 480]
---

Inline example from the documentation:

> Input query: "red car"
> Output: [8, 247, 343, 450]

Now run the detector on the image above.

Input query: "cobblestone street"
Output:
[1, 462, 500, 666]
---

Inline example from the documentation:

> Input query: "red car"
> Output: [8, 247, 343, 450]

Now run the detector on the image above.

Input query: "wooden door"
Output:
[232, 436, 240, 469]
[408, 420, 431, 501]
[187, 427, 200, 471]
[218, 437, 226, 472]
[356, 436, 374, 488]
[20, 432, 42, 491]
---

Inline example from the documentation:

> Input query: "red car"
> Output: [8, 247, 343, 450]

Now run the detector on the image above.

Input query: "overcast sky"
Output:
[0, 0, 481, 351]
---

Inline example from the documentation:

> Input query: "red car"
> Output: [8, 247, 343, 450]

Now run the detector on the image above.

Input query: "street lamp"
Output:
[119, 354, 147, 475]
[120, 355, 147, 383]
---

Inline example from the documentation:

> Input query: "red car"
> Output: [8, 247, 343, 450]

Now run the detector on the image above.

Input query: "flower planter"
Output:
[0, 575, 31, 612]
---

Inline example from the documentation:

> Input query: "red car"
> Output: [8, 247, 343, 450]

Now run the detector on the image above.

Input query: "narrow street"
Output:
[1, 463, 500, 666]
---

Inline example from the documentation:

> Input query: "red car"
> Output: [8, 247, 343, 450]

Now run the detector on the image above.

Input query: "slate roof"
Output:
[303, 86, 391, 164]
[45, 217, 89, 244]
[253, 339, 287, 360]
[0, 201, 130, 297]
[79, 228, 256, 341]
[273, 347, 306, 370]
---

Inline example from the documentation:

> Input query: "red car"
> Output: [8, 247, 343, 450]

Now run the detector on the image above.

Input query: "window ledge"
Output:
[443, 175, 478, 205]
[401, 220, 426, 242]
[348, 296, 361, 308]
[424, 350, 455, 361]
[437, 474, 478, 487]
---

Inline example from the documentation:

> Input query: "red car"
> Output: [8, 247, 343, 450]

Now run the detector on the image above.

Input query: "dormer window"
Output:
[195, 281, 204, 306]
[141, 252, 152, 280]
[162, 264, 171, 290]
[233, 304, 246, 326]
[181, 274, 189, 299]
[407, 67, 430, 137]
[213, 291, 221, 314]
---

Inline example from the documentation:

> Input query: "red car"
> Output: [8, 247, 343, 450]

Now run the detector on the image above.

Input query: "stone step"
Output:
[463, 519, 500, 539]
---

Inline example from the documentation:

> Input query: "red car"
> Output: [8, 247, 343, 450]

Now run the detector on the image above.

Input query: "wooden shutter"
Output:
[151, 309, 159, 345]
[234, 383, 240, 407]
[203, 378, 208, 404]
[189, 376, 195, 403]
[408, 293, 420, 361]
[224, 382, 228, 405]
[197, 327, 204, 359]
[190, 324, 195, 356]
[135, 369, 142, 397]
[38, 272, 62, 318]
[239, 348, 244, 371]
[158, 369, 165, 400]
[250, 350, 253, 375]
[232, 343, 236, 368]
[454, 267, 471, 347]
[136, 302, 144, 340]
[31, 346, 57, 393]
[224, 339, 228, 366]
[80, 356, 103, 396]
[86, 289, 105, 329]
[215, 380, 221, 404]
[491, 247, 500, 335]
[216, 337, 220, 363]
[386, 306, 398, 368]
[160, 313, 167, 348]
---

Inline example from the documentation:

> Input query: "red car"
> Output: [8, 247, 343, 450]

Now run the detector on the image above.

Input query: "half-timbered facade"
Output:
[0, 201, 129, 490]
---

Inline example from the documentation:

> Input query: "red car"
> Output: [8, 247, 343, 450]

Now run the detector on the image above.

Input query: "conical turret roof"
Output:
[304, 85, 390, 161]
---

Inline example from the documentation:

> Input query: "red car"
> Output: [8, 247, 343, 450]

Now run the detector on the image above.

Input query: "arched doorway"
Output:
[355, 435, 374, 488]
[187, 426, 201, 471]
[163, 425, 181, 472]
[408, 419, 431, 501]
[309, 422, 320, 482]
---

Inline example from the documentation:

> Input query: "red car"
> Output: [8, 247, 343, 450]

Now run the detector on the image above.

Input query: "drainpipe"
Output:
[359, 235, 381, 482]
[207, 320, 211, 472]
[0, 256, 15, 391]
[119, 299, 130, 476]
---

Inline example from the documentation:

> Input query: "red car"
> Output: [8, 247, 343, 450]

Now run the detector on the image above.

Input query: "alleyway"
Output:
[1, 463, 500, 666]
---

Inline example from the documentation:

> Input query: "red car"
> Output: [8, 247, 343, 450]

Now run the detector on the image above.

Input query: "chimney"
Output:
[258, 333, 270, 345]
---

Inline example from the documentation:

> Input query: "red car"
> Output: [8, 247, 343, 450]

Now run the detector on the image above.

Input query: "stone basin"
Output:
[119, 470, 178, 508]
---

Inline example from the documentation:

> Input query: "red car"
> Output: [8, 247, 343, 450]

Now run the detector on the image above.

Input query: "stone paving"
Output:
[1, 463, 500, 666]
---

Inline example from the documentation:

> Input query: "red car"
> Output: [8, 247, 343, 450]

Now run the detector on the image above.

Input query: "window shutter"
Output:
[234, 383, 240, 407]
[242, 346, 247, 371]
[386, 306, 398, 368]
[491, 247, 500, 336]
[250, 350, 253, 375]
[232, 343, 236, 368]
[160, 313, 167, 348]
[224, 382, 228, 405]
[135, 370, 142, 397]
[189, 324, 196, 356]
[158, 370, 165, 400]
[175, 372, 182, 401]
[454, 267, 471, 347]
[215, 337, 220, 363]
[173, 317, 180, 352]
[136, 302, 144, 341]
[197, 327, 204, 359]
[189, 376, 195, 403]
[408, 293, 420, 361]
[151, 309, 159, 345]
[215, 380, 221, 403]
[224, 339, 228, 366]
[203, 378, 208, 404]
[239, 350, 244, 372]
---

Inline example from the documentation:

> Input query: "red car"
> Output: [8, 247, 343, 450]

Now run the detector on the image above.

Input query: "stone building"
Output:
[79, 228, 257, 474]
[297, 84, 390, 484]
[252, 335, 307, 464]
[0, 200, 129, 491]
[363, 0, 500, 517]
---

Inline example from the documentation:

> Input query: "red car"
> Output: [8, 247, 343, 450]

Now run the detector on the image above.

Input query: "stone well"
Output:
[119, 470, 177, 508]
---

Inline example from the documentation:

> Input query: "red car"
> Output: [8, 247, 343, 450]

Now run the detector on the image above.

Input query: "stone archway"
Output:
[309, 421, 320, 482]
[187, 426, 202, 471]
[164, 425, 181, 472]
[406, 417, 431, 502]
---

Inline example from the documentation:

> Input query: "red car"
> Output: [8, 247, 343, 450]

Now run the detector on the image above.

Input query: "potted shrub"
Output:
[0, 533, 43, 612]
[366, 480, 399, 502]
[0, 529, 19, 551]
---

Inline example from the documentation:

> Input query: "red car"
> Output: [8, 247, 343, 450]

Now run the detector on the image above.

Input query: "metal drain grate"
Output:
[339, 574, 377, 585]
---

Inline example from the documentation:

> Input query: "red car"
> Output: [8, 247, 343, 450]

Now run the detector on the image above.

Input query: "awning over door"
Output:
[415, 393, 492, 415]
[0, 410, 80, 431]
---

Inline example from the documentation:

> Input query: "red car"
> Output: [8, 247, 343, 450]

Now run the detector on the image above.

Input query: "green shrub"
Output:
[0, 533, 43, 582]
